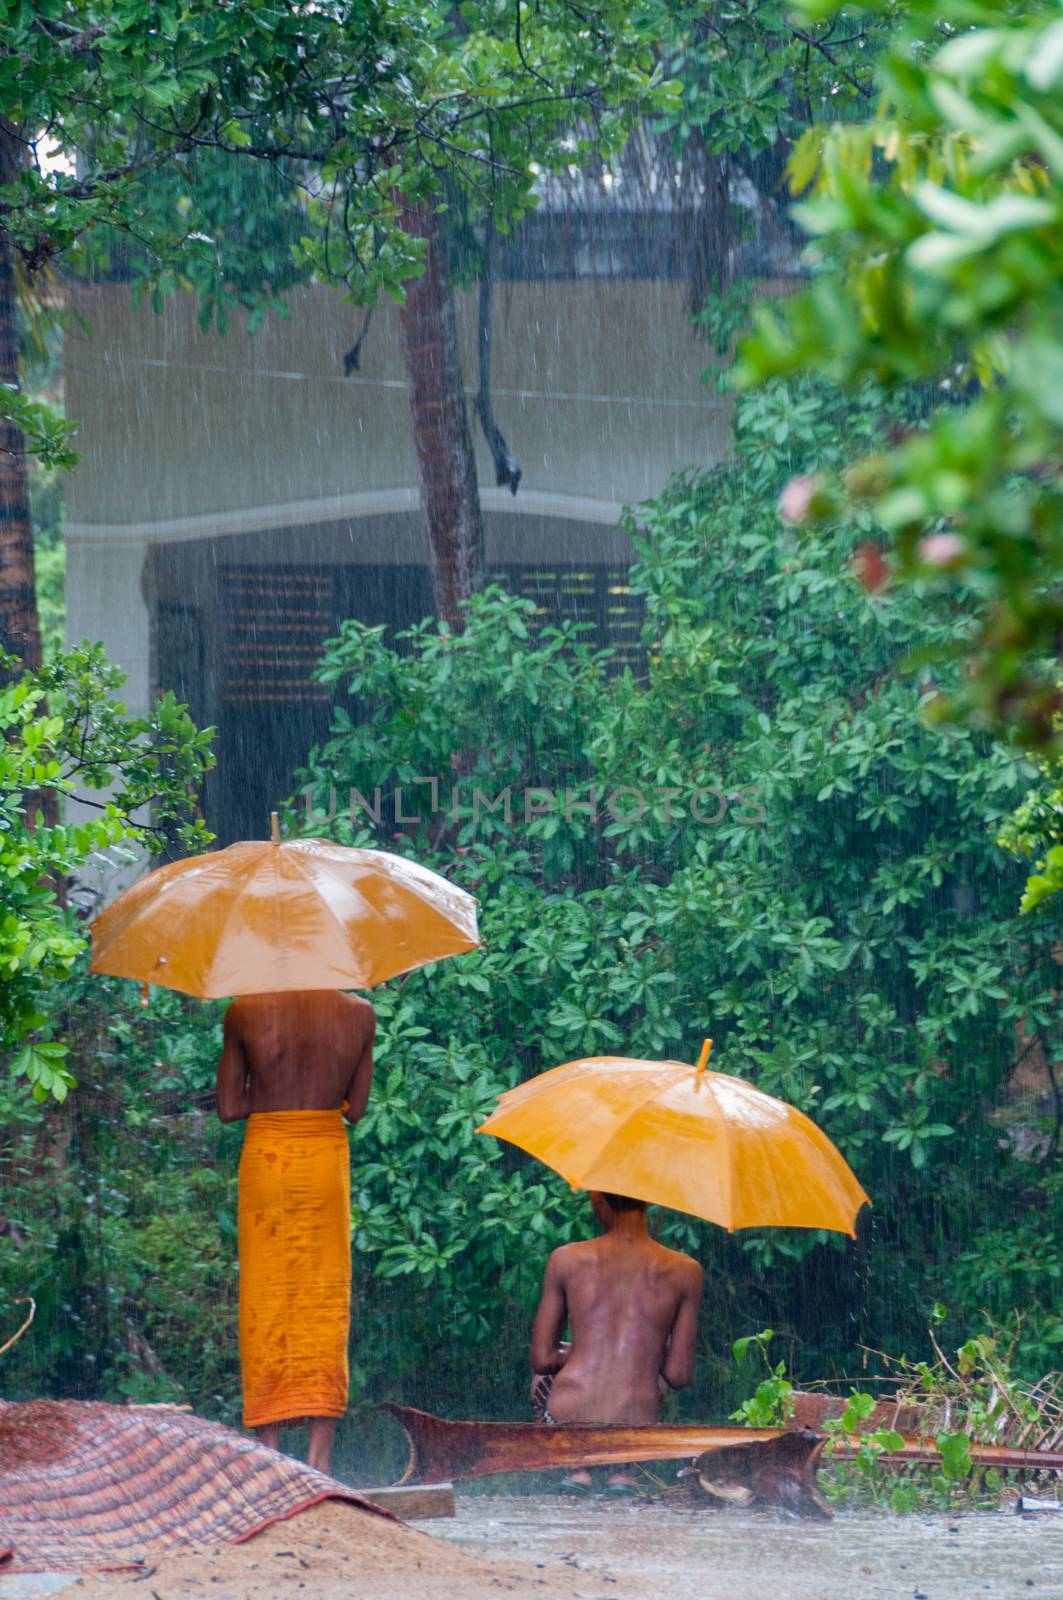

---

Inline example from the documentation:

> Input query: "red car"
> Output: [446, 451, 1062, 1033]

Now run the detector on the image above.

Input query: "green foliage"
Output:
[108, 150, 309, 339]
[0, 643, 214, 1082]
[723, 1324, 1032, 1513]
[701, 1313, 1056, 1512]
[0, 969, 237, 1415]
[8, 2, 661, 268]
[653, 0, 882, 155]
[24, 301, 68, 657]
[3, 0, 667, 446]
[287, 365, 1063, 1392]
[734, 0, 1063, 749]
[998, 745, 1063, 910]
[819, 1391, 924, 1511]
[943, 1181, 1063, 1369]
[31, 496, 64, 661]
[2, 364, 1060, 1456]
[815, 1319, 1042, 1511]
[0, 385, 78, 470]
[729, 1328, 795, 1425]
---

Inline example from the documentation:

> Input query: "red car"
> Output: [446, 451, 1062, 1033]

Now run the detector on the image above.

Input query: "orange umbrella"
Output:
[90, 818, 479, 999]
[477, 1040, 870, 1236]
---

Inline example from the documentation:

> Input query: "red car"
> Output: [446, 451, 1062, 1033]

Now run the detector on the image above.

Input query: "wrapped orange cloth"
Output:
[238, 1109, 351, 1429]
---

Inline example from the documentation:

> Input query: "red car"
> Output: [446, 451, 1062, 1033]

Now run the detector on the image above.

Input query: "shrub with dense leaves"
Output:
[3, 378, 1060, 1467]
[0, 644, 213, 1090]
[735, 0, 1063, 749]
[288, 371, 1063, 1399]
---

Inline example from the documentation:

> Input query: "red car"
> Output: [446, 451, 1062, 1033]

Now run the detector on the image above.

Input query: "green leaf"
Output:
[914, 182, 1055, 242]
[937, 1431, 972, 1481]
[1024, 19, 1063, 91]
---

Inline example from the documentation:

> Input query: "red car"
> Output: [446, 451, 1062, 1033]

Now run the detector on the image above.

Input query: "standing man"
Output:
[530, 1191, 702, 1491]
[216, 989, 375, 1476]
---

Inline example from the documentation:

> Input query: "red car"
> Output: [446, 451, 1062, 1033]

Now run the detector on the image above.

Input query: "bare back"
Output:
[531, 1233, 702, 1425]
[216, 991, 375, 1125]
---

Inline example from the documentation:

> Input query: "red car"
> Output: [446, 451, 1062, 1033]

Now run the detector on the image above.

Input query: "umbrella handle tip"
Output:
[695, 1039, 713, 1072]
[270, 812, 281, 844]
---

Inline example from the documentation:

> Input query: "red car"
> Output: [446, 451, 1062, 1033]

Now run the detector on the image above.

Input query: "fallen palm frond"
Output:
[383, 1403, 1063, 1491]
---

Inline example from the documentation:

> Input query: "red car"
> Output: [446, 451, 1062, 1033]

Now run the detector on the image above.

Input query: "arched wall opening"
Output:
[144, 502, 641, 842]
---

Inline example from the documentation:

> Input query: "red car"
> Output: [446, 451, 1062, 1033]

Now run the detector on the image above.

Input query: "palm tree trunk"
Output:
[397, 201, 485, 631]
[0, 124, 41, 671]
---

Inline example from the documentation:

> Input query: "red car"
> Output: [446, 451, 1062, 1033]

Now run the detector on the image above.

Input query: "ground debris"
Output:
[70, 1500, 604, 1600]
[1017, 1495, 1063, 1514]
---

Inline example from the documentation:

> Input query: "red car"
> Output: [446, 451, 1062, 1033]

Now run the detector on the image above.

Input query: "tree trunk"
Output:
[689, 147, 735, 313]
[0, 124, 41, 672]
[397, 201, 485, 631]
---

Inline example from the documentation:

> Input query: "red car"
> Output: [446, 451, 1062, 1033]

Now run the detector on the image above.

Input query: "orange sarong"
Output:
[237, 1109, 351, 1429]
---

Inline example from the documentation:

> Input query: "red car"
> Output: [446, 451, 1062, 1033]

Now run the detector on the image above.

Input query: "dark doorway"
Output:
[157, 554, 641, 845]
[213, 562, 434, 843]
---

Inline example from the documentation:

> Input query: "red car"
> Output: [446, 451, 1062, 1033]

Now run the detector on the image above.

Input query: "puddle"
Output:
[416, 1492, 1063, 1599]
[0, 1579, 78, 1598]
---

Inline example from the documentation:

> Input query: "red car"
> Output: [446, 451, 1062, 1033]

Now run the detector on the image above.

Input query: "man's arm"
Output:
[216, 1005, 250, 1124]
[343, 1008, 376, 1124]
[660, 1262, 703, 1392]
[529, 1251, 569, 1375]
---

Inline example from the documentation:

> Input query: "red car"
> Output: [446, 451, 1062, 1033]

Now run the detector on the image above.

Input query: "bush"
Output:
[4, 378, 1058, 1476]
[285, 371, 1062, 1418]
[0, 642, 213, 1084]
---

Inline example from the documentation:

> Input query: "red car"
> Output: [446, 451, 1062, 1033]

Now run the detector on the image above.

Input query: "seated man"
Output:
[216, 988, 375, 1477]
[529, 1191, 703, 1491]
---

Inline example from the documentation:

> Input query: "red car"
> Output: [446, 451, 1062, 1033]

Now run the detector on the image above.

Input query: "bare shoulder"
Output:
[678, 1252, 704, 1292]
[339, 992, 375, 1020]
[655, 1241, 703, 1288]
[338, 992, 376, 1032]
[547, 1240, 589, 1277]
[224, 996, 251, 1034]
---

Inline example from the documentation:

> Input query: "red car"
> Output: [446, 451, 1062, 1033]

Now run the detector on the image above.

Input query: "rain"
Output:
[1, 1, 1062, 1595]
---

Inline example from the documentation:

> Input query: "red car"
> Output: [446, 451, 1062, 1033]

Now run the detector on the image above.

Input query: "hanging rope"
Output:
[474, 215, 521, 494]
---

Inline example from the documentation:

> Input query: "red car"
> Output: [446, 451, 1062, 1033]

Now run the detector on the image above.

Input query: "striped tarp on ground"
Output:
[0, 1398, 392, 1572]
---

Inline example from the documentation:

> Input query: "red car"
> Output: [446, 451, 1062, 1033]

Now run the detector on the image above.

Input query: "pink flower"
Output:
[919, 532, 965, 567]
[778, 475, 818, 525]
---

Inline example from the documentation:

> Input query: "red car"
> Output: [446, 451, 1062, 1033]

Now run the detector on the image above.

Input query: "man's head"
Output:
[590, 1190, 648, 1229]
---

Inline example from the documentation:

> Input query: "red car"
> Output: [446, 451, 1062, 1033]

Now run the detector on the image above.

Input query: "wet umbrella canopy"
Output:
[478, 1041, 870, 1236]
[89, 822, 480, 998]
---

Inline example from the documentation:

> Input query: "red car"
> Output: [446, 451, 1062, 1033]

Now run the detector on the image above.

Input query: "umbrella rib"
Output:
[281, 847, 476, 983]
[106, 853, 256, 993]
[193, 847, 305, 996]
[695, 1072, 734, 1232]
[571, 1068, 738, 1227]
[278, 848, 376, 979]
[190, 861, 265, 996]
[558, 1070, 698, 1194]
[194, 843, 369, 993]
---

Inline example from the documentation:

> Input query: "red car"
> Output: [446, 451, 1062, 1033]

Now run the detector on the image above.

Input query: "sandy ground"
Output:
[67, 1499, 603, 1600]
[52, 1491, 1063, 1600]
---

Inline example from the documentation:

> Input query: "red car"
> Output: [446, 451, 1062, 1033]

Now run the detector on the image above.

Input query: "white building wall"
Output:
[64, 279, 729, 548]
[65, 539, 151, 715]
[62, 275, 731, 885]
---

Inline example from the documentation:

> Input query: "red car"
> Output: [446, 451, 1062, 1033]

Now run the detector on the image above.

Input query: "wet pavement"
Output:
[416, 1492, 1063, 1599]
